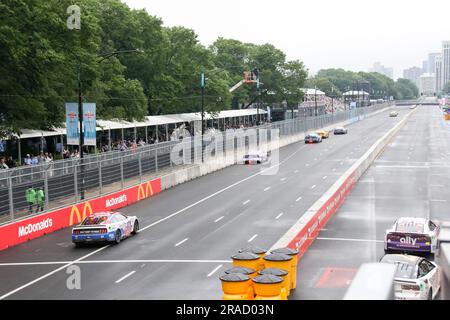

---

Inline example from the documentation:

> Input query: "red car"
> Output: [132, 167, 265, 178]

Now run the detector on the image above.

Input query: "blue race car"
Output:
[72, 211, 139, 247]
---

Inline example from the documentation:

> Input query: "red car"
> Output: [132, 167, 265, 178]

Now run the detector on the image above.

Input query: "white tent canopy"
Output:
[343, 91, 370, 96]
[8, 108, 267, 140]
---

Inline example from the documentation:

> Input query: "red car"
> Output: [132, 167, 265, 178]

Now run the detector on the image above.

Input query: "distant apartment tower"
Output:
[442, 41, 450, 90]
[419, 73, 436, 95]
[428, 53, 440, 73]
[435, 54, 443, 92]
[370, 62, 394, 79]
[403, 67, 423, 88]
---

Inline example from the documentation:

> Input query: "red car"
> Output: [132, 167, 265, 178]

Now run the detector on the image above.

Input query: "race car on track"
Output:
[72, 211, 139, 246]
[304, 133, 322, 144]
[316, 130, 330, 139]
[333, 127, 348, 135]
[380, 254, 441, 300]
[384, 217, 439, 255]
[389, 111, 399, 117]
[243, 151, 268, 164]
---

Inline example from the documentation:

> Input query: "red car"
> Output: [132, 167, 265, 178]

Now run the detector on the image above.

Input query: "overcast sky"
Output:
[123, 0, 450, 79]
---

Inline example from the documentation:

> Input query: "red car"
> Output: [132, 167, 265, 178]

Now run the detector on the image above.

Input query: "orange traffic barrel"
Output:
[258, 268, 289, 296]
[263, 253, 293, 292]
[271, 247, 299, 289]
[238, 246, 267, 270]
[220, 273, 253, 300]
[252, 274, 287, 300]
[224, 267, 257, 278]
[231, 252, 260, 270]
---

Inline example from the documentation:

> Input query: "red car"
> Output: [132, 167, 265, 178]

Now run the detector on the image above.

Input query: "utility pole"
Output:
[77, 63, 85, 200]
[315, 86, 318, 116]
[200, 72, 206, 162]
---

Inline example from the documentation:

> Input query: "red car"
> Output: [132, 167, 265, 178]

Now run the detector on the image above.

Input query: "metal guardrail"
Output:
[0, 103, 392, 225]
[436, 224, 450, 300]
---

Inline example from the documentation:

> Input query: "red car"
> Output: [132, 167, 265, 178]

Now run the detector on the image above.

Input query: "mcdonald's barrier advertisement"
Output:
[0, 178, 161, 251]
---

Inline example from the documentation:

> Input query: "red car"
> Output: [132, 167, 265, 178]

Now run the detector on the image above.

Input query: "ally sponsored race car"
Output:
[380, 254, 441, 300]
[72, 211, 139, 246]
[384, 217, 439, 255]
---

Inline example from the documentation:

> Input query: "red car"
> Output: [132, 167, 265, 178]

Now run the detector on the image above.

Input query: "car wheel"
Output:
[428, 289, 433, 300]
[132, 220, 139, 235]
[114, 230, 121, 244]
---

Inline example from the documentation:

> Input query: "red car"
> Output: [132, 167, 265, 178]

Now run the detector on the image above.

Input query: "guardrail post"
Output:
[8, 177, 14, 222]
[138, 152, 143, 183]
[44, 171, 49, 211]
[155, 148, 158, 172]
[99, 161, 103, 195]
[74, 165, 78, 203]
[120, 157, 124, 190]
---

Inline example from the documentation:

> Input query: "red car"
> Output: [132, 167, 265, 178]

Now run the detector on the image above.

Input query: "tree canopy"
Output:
[0, 0, 308, 138]
[307, 68, 419, 100]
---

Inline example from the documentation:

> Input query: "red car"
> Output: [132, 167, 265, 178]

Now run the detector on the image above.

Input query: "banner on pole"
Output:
[83, 103, 96, 146]
[65, 103, 79, 145]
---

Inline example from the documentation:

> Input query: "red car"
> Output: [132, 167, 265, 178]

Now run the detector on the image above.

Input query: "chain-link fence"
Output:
[0, 103, 393, 225]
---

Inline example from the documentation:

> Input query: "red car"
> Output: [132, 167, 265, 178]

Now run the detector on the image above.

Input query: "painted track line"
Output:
[316, 237, 383, 243]
[207, 265, 223, 278]
[175, 238, 189, 247]
[0, 259, 233, 267]
[275, 213, 284, 220]
[115, 270, 136, 284]
[248, 234, 258, 243]
[214, 216, 225, 223]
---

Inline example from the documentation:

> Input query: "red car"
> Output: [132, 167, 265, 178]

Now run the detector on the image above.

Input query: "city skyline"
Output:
[123, 0, 450, 79]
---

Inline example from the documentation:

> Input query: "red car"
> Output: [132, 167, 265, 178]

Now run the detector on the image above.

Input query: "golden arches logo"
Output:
[69, 202, 94, 226]
[137, 182, 154, 201]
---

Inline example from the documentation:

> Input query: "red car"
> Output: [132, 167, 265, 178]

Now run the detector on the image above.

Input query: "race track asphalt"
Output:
[0, 105, 416, 300]
[291, 105, 449, 300]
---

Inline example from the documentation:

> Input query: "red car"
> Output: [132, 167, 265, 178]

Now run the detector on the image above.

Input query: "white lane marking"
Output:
[264, 187, 271, 192]
[311, 185, 316, 189]
[1, 141, 314, 299]
[175, 238, 189, 247]
[305, 164, 310, 167]
[207, 264, 223, 278]
[214, 216, 225, 223]
[280, 177, 287, 181]
[340, 162, 344, 165]
[430, 199, 448, 202]
[294, 170, 299, 173]
[332, 168, 336, 172]
[0, 260, 233, 267]
[115, 270, 136, 284]
[248, 234, 258, 243]
[314, 158, 318, 161]
[275, 213, 284, 220]
[295, 196, 302, 202]
[431, 185, 445, 188]
[317, 237, 383, 243]
[0, 246, 109, 300]
[243, 200, 251, 205]
[322, 176, 327, 180]
[138, 144, 309, 235]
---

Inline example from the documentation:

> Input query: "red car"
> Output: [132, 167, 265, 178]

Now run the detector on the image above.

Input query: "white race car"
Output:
[384, 217, 439, 255]
[72, 211, 139, 246]
[243, 151, 268, 164]
[380, 254, 441, 300]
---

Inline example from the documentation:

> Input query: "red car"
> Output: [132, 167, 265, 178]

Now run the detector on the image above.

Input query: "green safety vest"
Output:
[36, 190, 45, 204]
[26, 188, 37, 204]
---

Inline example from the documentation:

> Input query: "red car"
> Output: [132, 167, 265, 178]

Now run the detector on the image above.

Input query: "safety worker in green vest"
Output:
[36, 187, 45, 213]
[25, 186, 36, 213]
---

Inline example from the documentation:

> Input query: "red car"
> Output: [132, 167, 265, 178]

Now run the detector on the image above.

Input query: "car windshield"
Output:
[81, 215, 108, 226]
[381, 256, 417, 279]
[396, 221, 424, 233]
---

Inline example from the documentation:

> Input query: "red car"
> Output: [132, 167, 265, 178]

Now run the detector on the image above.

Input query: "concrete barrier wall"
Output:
[269, 107, 416, 254]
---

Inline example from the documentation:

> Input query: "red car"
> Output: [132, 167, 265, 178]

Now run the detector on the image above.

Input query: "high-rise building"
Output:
[428, 53, 440, 73]
[403, 67, 423, 88]
[435, 54, 443, 92]
[422, 60, 428, 73]
[370, 62, 394, 79]
[442, 41, 450, 90]
[419, 73, 436, 96]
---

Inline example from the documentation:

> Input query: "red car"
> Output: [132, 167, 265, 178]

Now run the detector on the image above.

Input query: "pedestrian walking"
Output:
[36, 187, 45, 213]
[25, 186, 36, 213]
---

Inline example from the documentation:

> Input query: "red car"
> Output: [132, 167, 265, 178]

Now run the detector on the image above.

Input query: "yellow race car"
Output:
[316, 130, 330, 139]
